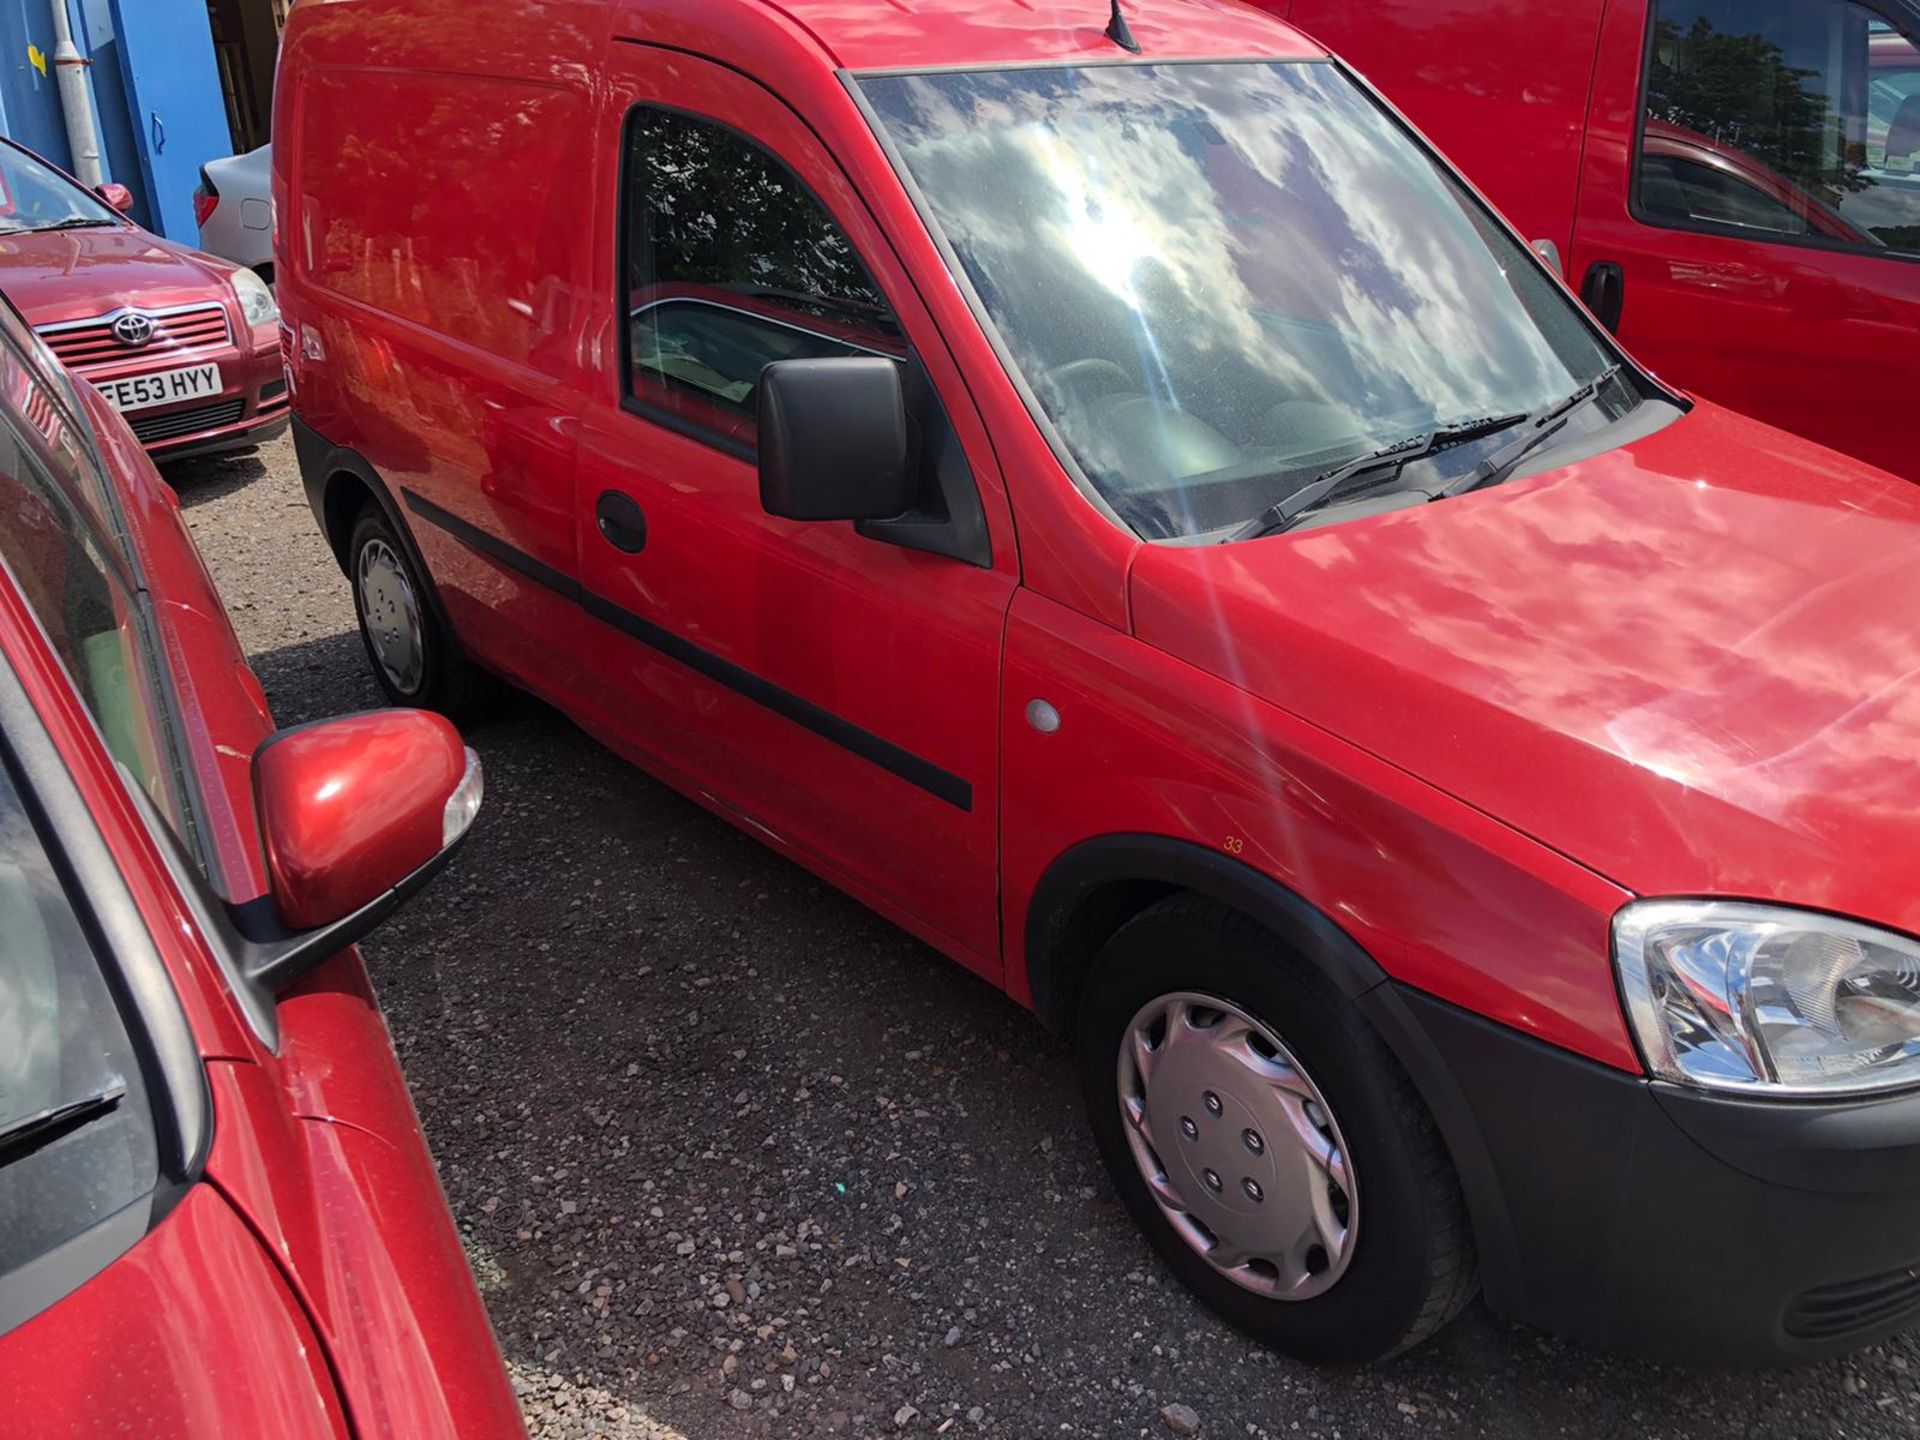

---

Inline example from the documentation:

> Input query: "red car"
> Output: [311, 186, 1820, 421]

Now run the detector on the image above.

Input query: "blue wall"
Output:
[0, 0, 79, 169]
[0, 0, 221, 237]
[105, 0, 229, 240]
[78, 0, 150, 230]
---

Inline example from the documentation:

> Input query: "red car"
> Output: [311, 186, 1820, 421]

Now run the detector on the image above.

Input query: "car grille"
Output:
[1783, 1265, 1920, 1342]
[36, 304, 233, 376]
[129, 398, 247, 445]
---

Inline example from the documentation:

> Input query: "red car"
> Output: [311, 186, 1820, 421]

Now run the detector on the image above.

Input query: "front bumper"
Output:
[137, 337, 288, 462]
[145, 401, 289, 463]
[76, 332, 285, 461]
[1372, 985, 1920, 1363]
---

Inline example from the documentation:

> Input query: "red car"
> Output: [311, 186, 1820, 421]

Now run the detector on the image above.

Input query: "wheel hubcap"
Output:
[357, 538, 425, 695]
[1118, 991, 1358, 1300]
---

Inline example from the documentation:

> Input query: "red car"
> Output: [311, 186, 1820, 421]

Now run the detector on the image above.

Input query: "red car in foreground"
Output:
[281, 0, 1920, 1366]
[0, 138, 287, 463]
[0, 295, 520, 1436]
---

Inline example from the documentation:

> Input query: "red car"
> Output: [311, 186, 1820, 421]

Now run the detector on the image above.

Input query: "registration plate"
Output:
[95, 363, 223, 414]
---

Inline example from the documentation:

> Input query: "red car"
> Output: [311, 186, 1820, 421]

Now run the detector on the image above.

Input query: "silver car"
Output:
[194, 144, 273, 281]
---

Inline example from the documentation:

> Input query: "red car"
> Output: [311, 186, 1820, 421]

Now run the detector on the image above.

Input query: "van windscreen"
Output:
[856, 61, 1627, 540]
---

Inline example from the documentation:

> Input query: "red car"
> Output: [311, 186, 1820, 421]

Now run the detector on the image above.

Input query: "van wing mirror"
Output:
[757, 357, 912, 522]
[95, 183, 134, 214]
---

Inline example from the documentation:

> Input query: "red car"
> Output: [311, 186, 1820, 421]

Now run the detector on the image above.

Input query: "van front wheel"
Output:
[1076, 895, 1476, 1363]
[347, 503, 496, 721]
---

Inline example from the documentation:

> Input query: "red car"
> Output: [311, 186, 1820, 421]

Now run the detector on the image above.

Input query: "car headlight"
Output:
[1615, 900, 1920, 1096]
[230, 266, 278, 328]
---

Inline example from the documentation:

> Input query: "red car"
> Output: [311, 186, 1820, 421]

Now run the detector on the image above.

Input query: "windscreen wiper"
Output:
[1433, 366, 1622, 501]
[0, 1080, 126, 1165]
[1227, 410, 1531, 542]
[28, 218, 116, 233]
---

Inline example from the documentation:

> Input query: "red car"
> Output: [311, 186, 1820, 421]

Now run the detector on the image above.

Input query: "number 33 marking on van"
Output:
[1223, 836, 1245, 855]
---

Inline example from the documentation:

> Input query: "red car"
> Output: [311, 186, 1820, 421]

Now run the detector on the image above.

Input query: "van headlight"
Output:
[230, 266, 278, 328]
[1615, 901, 1920, 1096]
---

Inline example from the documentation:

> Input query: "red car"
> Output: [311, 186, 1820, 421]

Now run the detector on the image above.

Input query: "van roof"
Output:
[758, 0, 1324, 72]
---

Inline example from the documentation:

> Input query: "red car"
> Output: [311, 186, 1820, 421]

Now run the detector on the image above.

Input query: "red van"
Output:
[278, 0, 1920, 1365]
[1263, 0, 1920, 483]
[0, 289, 520, 1436]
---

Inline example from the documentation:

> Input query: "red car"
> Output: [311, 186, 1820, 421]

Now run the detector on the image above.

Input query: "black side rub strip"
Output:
[400, 489, 973, 811]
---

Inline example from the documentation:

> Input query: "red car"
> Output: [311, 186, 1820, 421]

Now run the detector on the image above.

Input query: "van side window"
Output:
[622, 109, 903, 454]
[1637, 1, 1920, 256]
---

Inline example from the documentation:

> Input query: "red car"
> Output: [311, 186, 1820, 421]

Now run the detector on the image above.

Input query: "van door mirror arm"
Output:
[758, 354, 993, 568]
[854, 354, 992, 568]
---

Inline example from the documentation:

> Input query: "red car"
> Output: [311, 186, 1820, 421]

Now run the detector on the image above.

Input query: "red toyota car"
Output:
[1264, 0, 1920, 483]
[0, 137, 287, 463]
[0, 292, 521, 1436]
[279, 0, 1920, 1364]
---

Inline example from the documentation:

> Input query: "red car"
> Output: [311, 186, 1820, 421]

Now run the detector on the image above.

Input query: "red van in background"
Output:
[1265, 0, 1920, 482]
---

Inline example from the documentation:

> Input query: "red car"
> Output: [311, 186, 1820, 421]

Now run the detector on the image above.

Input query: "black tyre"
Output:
[346, 502, 497, 721]
[1077, 894, 1476, 1363]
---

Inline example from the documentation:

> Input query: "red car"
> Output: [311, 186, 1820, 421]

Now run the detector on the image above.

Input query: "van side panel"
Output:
[1276, 0, 1609, 256]
[278, 3, 611, 694]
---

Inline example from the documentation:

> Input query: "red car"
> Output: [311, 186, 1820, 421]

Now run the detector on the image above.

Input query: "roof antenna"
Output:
[1106, 0, 1142, 53]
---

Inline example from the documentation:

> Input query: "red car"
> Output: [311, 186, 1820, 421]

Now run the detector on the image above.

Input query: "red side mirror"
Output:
[253, 710, 481, 932]
[94, 182, 134, 214]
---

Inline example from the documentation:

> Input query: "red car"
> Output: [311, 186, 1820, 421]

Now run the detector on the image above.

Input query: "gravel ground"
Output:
[173, 434, 1920, 1440]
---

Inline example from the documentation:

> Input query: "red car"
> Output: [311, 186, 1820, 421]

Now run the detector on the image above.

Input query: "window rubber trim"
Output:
[614, 99, 899, 461]
[0, 382, 223, 894]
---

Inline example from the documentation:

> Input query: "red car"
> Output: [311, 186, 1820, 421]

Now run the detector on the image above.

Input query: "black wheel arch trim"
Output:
[290, 414, 463, 647]
[1022, 834, 1391, 1035]
[1022, 832, 1525, 1322]
[1378, 986, 1920, 1360]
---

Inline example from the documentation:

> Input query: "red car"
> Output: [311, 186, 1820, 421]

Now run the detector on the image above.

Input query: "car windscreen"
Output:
[0, 752, 157, 1286]
[856, 61, 1623, 540]
[0, 144, 121, 236]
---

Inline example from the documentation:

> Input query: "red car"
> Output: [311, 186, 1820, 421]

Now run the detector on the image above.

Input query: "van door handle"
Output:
[595, 490, 647, 554]
[1581, 261, 1624, 332]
